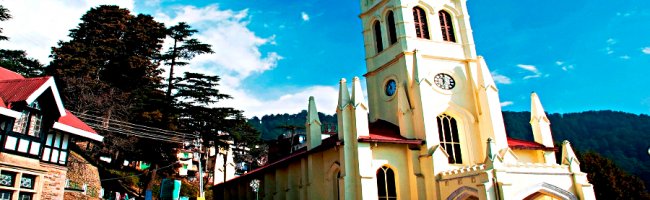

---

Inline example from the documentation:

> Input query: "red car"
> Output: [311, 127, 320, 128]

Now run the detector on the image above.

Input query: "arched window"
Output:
[376, 166, 397, 200]
[386, 11, 397, 44]
[373, 21, 384, 52]
[438, 10, 456, 42]
[412, 6, 430, 39]
[333, 171, 341, 200]
[437, 114, 462, 164]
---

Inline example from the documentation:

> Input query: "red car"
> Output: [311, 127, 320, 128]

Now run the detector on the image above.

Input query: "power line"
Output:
[73, 111, 196, 138]
[70, 111, 197, 143]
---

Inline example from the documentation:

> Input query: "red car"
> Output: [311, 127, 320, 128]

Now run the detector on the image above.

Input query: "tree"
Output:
[578, 151, 650, 199]
[0, 5, 11, 41]
[47, 5, 167, 117]
[162, 22, 213, 102]
[0, 6, 44, 77]
[0, 49, 44, 77]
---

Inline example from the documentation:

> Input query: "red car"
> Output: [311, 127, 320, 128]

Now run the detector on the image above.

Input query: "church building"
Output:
[213, 0, 596, 199]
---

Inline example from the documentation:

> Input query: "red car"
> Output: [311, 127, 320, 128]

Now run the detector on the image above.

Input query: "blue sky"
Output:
[2, 0, 650, 117]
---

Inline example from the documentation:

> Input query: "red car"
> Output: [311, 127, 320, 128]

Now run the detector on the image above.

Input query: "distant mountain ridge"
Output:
[248, 110, 650, 187]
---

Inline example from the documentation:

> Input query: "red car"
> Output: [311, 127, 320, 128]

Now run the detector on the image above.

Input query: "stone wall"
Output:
[40, 163, 68, 200]
[64, 151, 102, 200]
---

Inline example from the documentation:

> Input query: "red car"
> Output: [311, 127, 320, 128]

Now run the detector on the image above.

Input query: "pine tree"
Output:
[162, 22, 214, 102]
[0, 5, 11, 41]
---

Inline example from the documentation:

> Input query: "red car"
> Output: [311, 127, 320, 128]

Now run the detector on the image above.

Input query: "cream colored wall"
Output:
[512, 149, 545, 163]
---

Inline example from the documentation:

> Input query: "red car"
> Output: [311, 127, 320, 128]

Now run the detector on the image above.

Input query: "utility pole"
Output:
[195, 135, 204, 198]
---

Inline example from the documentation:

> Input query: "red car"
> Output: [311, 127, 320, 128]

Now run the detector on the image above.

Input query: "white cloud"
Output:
[555, 60, 574, 71]
[1, 0, 135, 63]
[301, 12, 310, 21]
[224, 86, 339, 117]
[517, 64, 544, 79]
[606, 38, 617, 45]
[517, 64, 539, 73]
[606, 47, 614, 54]
[620, 55, 631, 60]
[500, 101, 514, 107]
[642, 47, 650, 54]
[491, 71, 512, 84]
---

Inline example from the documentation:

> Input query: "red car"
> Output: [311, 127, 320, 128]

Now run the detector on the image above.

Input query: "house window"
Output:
[0, 172, 15, 187]
[412, 6, 430, 39]
[386, 11, 397, 44]
[18, 193, 31, 200]
[373, 21, 384, 52]
[12, 102, 42, 138]
[20, 175, 34, 189]
[0, 190, 11, 200]
[437, 114, 462, 164]
[41, 132, 70, 165]
[0, 171, 39, 200]
[376, 166, 396, 200]
[438, 10, 456, 42]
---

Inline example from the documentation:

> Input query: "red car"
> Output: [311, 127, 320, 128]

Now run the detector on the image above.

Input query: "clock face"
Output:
[434, 73, 455, 90]
[385, 79, 396, 96]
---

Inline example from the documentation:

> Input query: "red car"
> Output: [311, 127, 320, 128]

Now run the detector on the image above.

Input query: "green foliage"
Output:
[577, 151, 650, 199]
[0, 5, 10, 41]
[0, 49, 44, 77]
[47, 5, 167, 116]
[162, 22, 214, 101]
[249, 110, 337, 140]
[179, 180, 199, 197]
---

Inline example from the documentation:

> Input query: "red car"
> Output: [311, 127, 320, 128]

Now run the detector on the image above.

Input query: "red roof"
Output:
[58, 110, 98, 134]
[358, 119, 423, 145]
[0, 77, 50, 106]
[0, 67, 25, 80]
[0, 66, 100, 139]
[507, 137, 555, 151]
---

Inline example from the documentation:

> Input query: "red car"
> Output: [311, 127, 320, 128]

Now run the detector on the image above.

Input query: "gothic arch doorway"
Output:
[524, 192, 563, 200]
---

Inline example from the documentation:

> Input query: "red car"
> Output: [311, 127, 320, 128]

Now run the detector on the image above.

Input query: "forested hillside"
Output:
[250, 110, 650, 189]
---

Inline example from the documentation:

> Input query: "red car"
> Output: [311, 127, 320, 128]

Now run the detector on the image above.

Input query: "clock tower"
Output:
[360, 0, 509, 165]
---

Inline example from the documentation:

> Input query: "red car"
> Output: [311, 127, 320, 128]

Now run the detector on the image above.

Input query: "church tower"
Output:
[359, 0, 508, 165]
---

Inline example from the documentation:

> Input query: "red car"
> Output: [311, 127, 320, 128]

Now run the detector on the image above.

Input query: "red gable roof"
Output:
[0, 66, 102, 141]
[0, 67, 25, 80]
[0, 77, 50, 106]
[359, 119, 423, 145]
[507, 137, 555, 151]
[58, 110, 97, 134]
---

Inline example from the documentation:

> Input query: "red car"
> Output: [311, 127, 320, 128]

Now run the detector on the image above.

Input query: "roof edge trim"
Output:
[25, 77, 66, 117]
[53, 122, 103, 142]
[0, 107, 21, 118]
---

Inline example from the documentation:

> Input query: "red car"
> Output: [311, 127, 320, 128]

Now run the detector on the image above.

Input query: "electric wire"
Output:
[72, 111, 197, 138]
[70, 111, 198, 143]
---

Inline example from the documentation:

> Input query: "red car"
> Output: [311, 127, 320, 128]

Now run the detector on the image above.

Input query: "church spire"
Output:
[337, 78, 350, 110]
[530, 92, 553, 147]
[305, 96, 322, 150]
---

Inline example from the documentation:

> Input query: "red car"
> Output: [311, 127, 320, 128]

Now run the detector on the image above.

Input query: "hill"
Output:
[249, 110, 650, 187]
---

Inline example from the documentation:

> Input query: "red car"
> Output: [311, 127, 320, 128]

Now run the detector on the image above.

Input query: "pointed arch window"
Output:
[333, 170, 341, 200]
[386, 11, 397, 44]
[412, 6, 430, 39]
[437, 114, 462, 164]
[438, 10, 456, 42]
[376, 166, 396, 200]
[373, 21, 384, 52]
